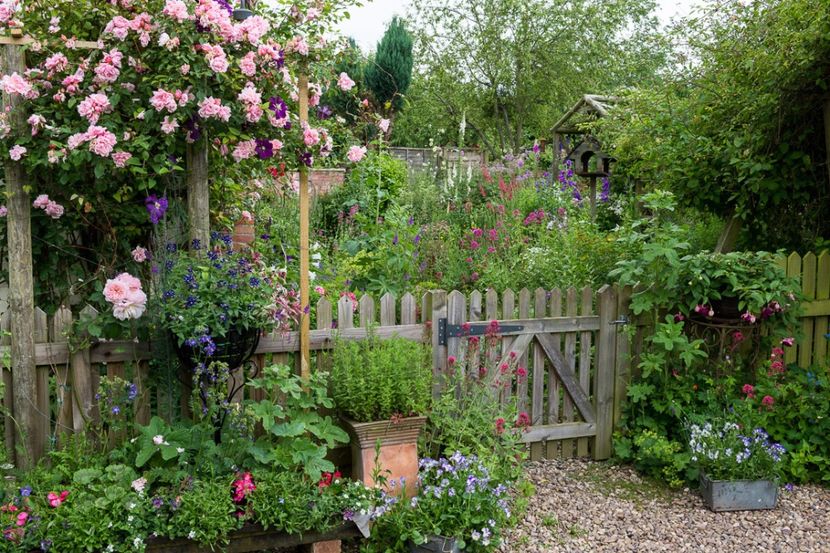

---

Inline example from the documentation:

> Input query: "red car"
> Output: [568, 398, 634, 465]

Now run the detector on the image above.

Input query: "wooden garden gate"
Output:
[428, 285, 630, 461]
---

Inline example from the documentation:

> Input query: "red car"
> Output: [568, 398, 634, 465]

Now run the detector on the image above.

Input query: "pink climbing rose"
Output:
[337, 72, 355, 91]
[9, 144, 26, 160]
[347, 145, 366, 163]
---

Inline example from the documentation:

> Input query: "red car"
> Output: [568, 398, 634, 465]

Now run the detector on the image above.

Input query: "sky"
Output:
[338, 0, 703, 52]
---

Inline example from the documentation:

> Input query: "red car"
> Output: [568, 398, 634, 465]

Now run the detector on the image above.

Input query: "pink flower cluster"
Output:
[103, 272, 147, 321]
[68, 125, 118, 158]
[232, 139, 256, 162]
[239, 51, 257, 77]
[162, 0, 191, 23]
[198, 97, 231, 121]
[47, 491, 69, 508]
[0, 72, 37, 99]
[112, 150, 132, 168]
[0, 0, 20, 30]
[77, 93, 112, 124]
[43, 53, 69, 75]
[8, 144, 25, 160]
[104, 12, 154, 46]
[201, 43, 229, 73]
[93, 48, 124, 84]
[231, 472, 256, 503]
[32, 194, 64, 219]
[237, 82, 263, 123]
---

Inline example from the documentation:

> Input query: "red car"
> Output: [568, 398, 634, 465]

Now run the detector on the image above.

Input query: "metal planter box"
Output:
[699, 472, 778, 512]
[408, 536, 461, 553]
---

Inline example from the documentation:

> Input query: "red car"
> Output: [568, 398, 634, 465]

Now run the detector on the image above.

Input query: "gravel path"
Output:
[498, 459, 830, 553]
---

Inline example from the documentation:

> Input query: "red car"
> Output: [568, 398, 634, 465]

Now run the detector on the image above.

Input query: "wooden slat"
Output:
[577, 287, 593, 457]
[469, 290, 482, 321]
[530, 289, 547, 461]
[561, 288, 578, 458]
[400, 293, 416, 325]
[380, 293, 396, 326]
[485, 289, 499, 320]
[338, 296, 354, 330]
[446, 291, 466, 378]
[594, 285, 617, 460]
[534, 334, 595, 424]
[316, 298, 333, 374]
[1, 311, 13, 457]
[33, 307, 49, 458]
[814, 251, 830, 366]
[785, 253, 801, 365]
[359, 294, 375, 328]
[501, 289, 515, 320]
[519, 422, 596, 444]
[516, 289, 531, 414]
[71, 305, 97, 433]
[546, 289, 562, 459]
[499, 289, 514, 406]
[52, 307, 74, 443]
[613, 285, 632, 428]
[429, 291, 447, 398]
[800, 253, 816, 368]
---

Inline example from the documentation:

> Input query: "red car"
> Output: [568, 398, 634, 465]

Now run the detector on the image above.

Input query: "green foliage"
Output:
[244, 364, 349, 480]
[421, 368, 525, 485]
[330, 336, 432, 422]
[249, 471, 342, 535]
[157, 235, 298, 347]
[631, 430, 691, 489]
[598, 0, 830, 250]
[169, 478, 239, 548]
[751, 365, 830, 483]
[365, 17, 413, 114]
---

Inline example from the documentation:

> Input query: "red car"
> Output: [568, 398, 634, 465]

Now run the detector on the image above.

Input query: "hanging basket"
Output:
[172, 325, 261, 371]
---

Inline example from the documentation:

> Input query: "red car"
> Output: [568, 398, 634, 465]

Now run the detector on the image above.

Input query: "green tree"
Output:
[365, 16, 414, 118]
[406, 0, 666, 154]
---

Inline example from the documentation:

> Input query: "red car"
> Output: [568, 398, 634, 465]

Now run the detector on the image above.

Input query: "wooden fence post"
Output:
[594, 285, 617, 460]
[186, 137, 209, 249]
[3, 43, 38, 468]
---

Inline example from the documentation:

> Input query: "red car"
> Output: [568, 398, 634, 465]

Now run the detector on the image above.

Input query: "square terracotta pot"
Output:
[341, 415, 427, 497]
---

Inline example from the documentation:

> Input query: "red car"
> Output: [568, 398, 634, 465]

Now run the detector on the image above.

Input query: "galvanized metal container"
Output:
[699, 472, 778, 512]
[408, 536, 461, 553]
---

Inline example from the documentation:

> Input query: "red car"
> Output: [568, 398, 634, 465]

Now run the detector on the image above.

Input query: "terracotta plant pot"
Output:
[233, 219, 255, 247]
[341, 415, 427, 497]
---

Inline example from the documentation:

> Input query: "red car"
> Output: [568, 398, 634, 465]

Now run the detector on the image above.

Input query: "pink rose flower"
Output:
[93, 62, 120, 83]
[86, 125, 117, 157]
[43, 53, 69, 73]
[150, 88, 177, 113]
[33, 194, 50, 209]
[0, 72, 36, 99]
[160, 116, 179, 134]
[303, 127, 320, 146]
[44, 201, 64, 219]
[162, 0, 190, 22]
[131, 246, 147, 263]
[103, 278, 128, 302]
[0, 205, 6, 217]
[378, 118, 390, 133]
[337, 72, 355, 91]
[232, 139, 256, 162]
[198, 97, 231, 121]
[112, 151, 132, 168]
[347, 145, 366, 163]
[77, 93, 112, 124]
[239, 52, 256, 77]
[9, 144, 26, 160]
[180, 63, 190, 75]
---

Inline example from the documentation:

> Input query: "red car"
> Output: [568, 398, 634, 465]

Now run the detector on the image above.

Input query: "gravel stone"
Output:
[498, 459, 830, 553]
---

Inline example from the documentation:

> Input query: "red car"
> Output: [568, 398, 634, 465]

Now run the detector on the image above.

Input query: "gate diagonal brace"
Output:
[437, 318, 525, 346]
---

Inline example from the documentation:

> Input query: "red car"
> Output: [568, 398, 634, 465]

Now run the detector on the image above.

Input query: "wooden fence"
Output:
[776, 251, 830, 368]
[0, 287, 630, 464]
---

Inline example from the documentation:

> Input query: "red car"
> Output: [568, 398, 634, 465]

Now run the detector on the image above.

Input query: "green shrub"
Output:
[170, 478, 239, 548]
[330, 335, 431, 422]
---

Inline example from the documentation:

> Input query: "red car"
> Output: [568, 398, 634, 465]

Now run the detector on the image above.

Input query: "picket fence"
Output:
[0, 287, 631, 464]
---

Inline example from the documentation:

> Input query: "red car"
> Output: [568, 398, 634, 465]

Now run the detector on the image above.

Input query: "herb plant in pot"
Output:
[330, 335, 432, 495]
[688, 405, 785, 511]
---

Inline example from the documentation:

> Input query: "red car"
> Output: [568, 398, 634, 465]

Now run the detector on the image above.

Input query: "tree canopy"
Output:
[398, 0, 666, 154]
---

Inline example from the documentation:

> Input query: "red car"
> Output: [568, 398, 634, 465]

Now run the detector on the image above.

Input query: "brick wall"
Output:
[289, 168, 345, 196]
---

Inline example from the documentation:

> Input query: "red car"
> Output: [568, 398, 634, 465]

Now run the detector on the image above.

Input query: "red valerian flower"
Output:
[495, 417, 506, 435]
[515, 412, 531, 429]
[761, 395, 775, 408]
[742, 383, 755, 398]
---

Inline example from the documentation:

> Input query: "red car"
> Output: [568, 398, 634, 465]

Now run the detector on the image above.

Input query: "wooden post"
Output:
[186, 138, 209, 249]
[298, 73, 311, 381]
[2, 43, 38, 468]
